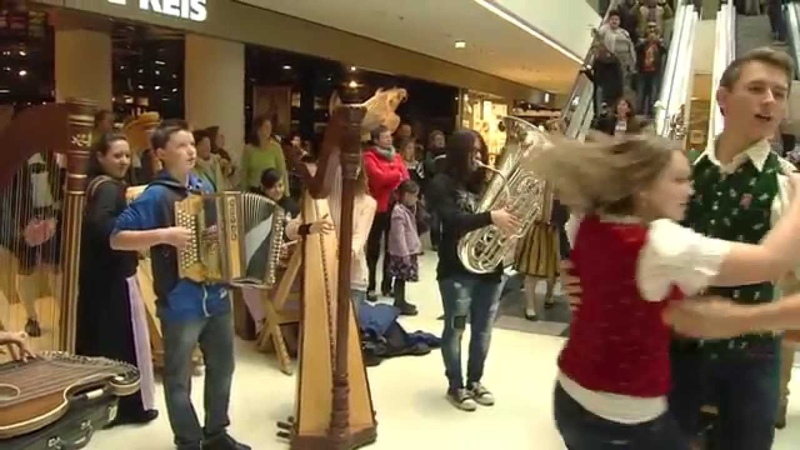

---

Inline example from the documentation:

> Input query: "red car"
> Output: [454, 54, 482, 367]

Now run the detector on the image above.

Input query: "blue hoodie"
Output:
[112, 171, 230, 322]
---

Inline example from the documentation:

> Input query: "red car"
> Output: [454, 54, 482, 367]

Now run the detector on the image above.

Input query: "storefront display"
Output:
[460, 91, 509, 166]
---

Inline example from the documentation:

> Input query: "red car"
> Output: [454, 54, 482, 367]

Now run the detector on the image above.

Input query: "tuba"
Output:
[457, 116, 549, 274]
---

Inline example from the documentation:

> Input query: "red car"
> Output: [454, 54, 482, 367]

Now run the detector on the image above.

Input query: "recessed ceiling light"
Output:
[349, 66, 357, 72]
[282, 65, 292, 70]
[455, 40, 466, 49]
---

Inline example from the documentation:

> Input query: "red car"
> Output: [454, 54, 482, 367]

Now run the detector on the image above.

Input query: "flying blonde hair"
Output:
[528, 132, 680, 216]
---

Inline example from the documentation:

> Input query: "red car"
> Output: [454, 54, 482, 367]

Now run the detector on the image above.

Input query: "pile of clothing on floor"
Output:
[358, 302, 440, 367]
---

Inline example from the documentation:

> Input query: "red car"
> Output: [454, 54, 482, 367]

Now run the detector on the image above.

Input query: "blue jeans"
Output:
[669, 342, 780, 450]
[438, 275, 502, 390]
[161, 311, 235, 449]
[554, 383, 689, 450]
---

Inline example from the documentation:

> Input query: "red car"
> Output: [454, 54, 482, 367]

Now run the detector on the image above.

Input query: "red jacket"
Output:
[363, 147, 408, 213]
[558, 216, 683, 398]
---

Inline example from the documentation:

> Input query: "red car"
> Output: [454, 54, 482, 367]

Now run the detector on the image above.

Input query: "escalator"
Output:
[560, 0, 700, 140]
[734, 11, 774, 56]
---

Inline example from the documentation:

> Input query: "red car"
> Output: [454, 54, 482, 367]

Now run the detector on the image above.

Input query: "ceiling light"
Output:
[283, 65, 292, 70]
[349, 66, 357, 72]
[18, 70, 27, 77]
[348, 80, 359, 88]
[473, 0, 582, 64]
[455, 41, 466, 49]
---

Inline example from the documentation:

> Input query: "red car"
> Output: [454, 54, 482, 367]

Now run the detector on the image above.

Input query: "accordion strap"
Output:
[86, 175, 114, 199]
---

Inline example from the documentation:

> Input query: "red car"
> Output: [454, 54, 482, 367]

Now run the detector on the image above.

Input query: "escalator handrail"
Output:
[655, 1, 693, 135]
[786, 2, 800, 80]
[559, 4, 615, 136]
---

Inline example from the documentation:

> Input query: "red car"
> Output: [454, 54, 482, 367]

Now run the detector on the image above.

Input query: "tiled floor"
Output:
[87, 252, 800, 449]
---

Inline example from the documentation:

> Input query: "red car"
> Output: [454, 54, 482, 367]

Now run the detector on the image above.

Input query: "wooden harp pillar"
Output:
[280, 104, 377, 449]
[57, 98, 96, 353]
[329, 105, 372, 445]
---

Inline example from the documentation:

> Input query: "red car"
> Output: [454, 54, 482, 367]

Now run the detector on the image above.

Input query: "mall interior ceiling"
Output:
[238, 0, 591, 93]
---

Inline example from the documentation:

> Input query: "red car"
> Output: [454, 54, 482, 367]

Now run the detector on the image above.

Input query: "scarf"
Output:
[374, 145, 396, 161]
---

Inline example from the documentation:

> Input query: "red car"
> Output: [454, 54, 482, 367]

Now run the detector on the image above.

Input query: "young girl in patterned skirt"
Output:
[387, 180, 422, 316]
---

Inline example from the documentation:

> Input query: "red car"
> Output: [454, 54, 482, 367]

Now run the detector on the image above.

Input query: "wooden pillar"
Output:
[58, 97, 96, 353]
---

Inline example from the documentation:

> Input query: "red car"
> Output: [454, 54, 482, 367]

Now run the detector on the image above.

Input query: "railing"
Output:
[655, 1, 697, 136]
[786, 1, 800, 80]
[560, 5, 615, 139]
[708, 0, 735, 141]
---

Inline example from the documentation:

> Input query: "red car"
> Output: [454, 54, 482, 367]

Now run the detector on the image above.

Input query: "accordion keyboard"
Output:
[176, 207, 199, 269]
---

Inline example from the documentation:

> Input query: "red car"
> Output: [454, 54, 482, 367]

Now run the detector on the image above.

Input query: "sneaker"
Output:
[202, 433, 251, 450]
[395, 301, 418, 316]
[468, 382, 495, 406]
[446, 388, 477, 412]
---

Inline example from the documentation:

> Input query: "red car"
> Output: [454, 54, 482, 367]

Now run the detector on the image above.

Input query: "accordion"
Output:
[175, 192, 287, 288]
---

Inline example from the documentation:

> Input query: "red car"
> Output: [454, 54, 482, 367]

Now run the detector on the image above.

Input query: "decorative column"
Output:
[58, 98, 96, 353]
[55, 30, 112, 109]
[184, 34, 245, 165]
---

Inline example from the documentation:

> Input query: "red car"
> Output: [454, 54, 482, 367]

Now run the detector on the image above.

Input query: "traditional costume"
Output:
[76, 175, 156, 423]
[671, 141, 795, 449]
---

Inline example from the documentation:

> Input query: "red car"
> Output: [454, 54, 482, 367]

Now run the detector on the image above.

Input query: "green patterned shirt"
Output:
[682, 144, 786, 358]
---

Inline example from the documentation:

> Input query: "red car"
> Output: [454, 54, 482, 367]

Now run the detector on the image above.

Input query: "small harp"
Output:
[174, 191, 286, 288]
[0, 352, 140, 439]
[0, 99, 95, 354]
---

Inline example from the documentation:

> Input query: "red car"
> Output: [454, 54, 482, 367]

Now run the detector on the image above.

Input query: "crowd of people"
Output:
[585, 0, 672, 125]
[5, 16, 800, 448]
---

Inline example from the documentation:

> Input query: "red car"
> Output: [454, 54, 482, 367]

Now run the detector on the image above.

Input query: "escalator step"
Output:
[735, 14, 775, 56]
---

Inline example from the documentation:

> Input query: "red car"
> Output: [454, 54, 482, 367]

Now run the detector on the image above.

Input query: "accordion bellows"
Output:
[175, 191, 286, 288]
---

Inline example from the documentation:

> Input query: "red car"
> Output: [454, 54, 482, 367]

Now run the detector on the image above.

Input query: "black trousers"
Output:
[366, 210, 392, 293]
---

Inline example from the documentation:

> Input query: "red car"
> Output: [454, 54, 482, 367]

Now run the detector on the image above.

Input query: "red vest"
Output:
[558, 216, 683, 397]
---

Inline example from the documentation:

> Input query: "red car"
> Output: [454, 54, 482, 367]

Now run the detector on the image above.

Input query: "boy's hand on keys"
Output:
[162, 226, 193, 249]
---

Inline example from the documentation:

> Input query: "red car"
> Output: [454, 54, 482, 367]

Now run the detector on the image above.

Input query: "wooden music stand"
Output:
[277, 105, 377, 449]
[257, 247, 302, 375]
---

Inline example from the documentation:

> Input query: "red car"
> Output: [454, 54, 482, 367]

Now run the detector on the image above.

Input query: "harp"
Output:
[277, 106, 378, 449]
[0, 98, 95, 355]
[174, 191, 286, 287]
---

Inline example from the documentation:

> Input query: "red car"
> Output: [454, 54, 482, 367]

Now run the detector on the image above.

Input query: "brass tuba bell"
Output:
[457, 116, 550, 274]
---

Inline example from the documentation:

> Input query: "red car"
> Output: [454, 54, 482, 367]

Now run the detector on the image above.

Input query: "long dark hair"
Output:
[249, 115, 272, 147]
[444, 129, 487, 192]
[88, 132, 128, 179]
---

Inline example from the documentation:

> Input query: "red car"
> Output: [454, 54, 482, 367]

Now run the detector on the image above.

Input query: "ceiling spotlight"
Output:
[454, 40, 466, 49]
[283, 65, 292, 70]
[348, 80, 359, 89]
[18, 70, 27, 77]
[349, 66, 357, 72]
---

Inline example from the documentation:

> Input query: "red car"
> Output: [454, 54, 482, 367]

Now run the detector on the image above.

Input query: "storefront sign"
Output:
[107, 0, 208, 23]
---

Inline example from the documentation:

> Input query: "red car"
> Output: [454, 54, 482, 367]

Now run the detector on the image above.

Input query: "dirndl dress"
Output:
[513, 221, 560, 281]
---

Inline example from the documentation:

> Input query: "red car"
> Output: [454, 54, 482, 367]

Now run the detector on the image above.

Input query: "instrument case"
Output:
[2, 391, 119, 450]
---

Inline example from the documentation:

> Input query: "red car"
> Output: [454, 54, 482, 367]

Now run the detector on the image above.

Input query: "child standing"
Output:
[532, 134, 800, 449]
[111, 120, 249, 450]
[387, 180, 421, 316]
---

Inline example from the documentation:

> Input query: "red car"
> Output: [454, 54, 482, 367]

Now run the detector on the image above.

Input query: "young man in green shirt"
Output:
[565, 47, 796, 449]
